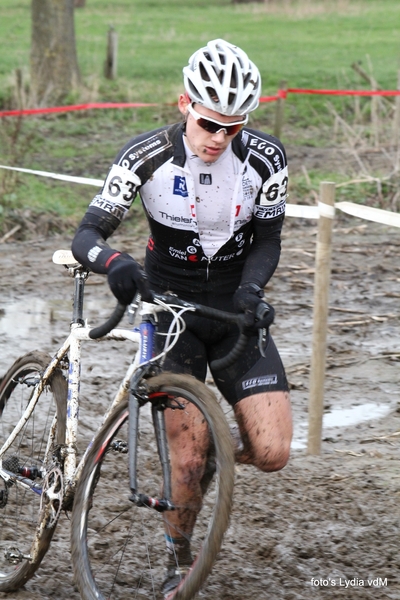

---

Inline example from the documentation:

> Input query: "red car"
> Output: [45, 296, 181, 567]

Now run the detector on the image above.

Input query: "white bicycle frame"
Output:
[0, 315, 139, 486]
[0, 250, 190, 502]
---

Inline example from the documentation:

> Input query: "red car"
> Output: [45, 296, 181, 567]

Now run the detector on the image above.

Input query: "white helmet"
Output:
[183, 39, 261, 116]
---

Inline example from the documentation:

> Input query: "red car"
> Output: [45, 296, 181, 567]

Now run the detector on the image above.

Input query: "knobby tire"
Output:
[71, 373, 235, 600]
[0, 351, 67, 592]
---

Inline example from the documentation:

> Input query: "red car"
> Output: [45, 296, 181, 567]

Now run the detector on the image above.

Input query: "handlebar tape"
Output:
[89, 303, 126, 339]
[209, 332, 249, 371]
[88, 297, 250, 371]
[153, 295, 249, 370]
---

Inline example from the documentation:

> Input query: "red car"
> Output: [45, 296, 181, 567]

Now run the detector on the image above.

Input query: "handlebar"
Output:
[210, 332, 249, 371]
[155, 294, 249, 371]
[88, 293, 271, 370]
[89, 303, 127, 340]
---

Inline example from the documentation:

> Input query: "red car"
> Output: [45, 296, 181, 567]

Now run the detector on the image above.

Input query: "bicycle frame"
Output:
[0, 256, 177, 505]
[0, 249, 245, 597]
[1, 247, 245, 523]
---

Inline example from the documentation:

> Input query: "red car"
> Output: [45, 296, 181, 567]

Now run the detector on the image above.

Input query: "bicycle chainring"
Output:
[39, 466, 64, 528]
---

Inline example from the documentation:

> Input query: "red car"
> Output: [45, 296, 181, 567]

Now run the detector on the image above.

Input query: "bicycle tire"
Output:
[0, 351, 67, 592]
[71, 372, 235, 600]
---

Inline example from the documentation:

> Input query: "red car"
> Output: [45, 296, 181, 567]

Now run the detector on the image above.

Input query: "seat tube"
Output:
[64, 332, 81, 484]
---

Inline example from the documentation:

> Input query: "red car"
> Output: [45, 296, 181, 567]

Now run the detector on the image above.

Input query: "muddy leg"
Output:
[233, 390, 292, 471]
[162, 399, 210, 552]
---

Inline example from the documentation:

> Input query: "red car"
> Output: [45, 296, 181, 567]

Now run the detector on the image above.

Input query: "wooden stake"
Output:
[351, 61, 379, 89]
[307, 182, 335, 455]
[104, 27, 118, 80]
[274, 80, 287, 139]
[351, 60, 391, 111]
[366, 55, 379, 148]
[394, 69, 400, 161]
[15, 68, 26, 110]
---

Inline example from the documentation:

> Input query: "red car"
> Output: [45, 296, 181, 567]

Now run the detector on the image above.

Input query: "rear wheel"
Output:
[0, 351, 67, 591]
[71, 373, 234, 600]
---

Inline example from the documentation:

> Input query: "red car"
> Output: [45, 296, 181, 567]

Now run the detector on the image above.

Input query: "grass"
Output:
[1, 0, 400, 237]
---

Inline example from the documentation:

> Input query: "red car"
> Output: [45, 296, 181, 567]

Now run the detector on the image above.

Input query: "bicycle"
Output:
[0, 248, 257, 600]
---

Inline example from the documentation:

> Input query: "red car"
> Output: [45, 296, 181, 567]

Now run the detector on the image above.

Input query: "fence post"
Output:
[104, 26, 118, 80]
[15, 68, 26, 110]
[273, 80, 287, 139]
[307, 181, 335, 455]
[394, 69, 400, 157]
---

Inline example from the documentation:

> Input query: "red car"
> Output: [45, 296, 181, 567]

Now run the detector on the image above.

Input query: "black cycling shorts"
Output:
[154, 289, 289, 406]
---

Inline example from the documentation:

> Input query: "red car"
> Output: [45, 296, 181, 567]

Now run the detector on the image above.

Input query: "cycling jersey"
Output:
[72, 122, 288, 296]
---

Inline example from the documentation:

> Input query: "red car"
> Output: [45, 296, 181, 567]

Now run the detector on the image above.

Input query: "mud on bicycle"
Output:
[0, 249, 271, 600]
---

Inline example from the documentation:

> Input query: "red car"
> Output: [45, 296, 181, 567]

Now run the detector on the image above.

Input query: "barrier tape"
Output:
[286, 88, 400, 97]
[0, 101, 158, 118]
[0, 164, 103, 187]
[1, 164, 399, 228]
[335, 201, 400, 228]
[259, 93, 282, 103]
[285, 204, 319, 219]
[318, 201, 335, 219]
[1, 88, 400, 118]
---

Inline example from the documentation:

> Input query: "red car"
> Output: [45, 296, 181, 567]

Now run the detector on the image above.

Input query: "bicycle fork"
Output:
[128, 317, 175, 513]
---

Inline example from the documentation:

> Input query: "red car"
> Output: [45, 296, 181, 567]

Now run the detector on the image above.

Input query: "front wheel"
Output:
[0, 351, 67, 592]
[71, 373, 235, 600]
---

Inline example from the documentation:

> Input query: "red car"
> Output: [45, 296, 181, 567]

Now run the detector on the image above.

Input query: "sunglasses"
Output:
[187, 104, 248, 136]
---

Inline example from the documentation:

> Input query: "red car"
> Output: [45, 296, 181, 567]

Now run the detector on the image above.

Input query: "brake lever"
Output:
[255, 303, 271, 358]
[128, 292, 142, 325]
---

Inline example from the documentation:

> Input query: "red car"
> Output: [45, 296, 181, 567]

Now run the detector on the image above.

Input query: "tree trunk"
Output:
[74, 0, 86, 6]
[30, 0, 80, 106]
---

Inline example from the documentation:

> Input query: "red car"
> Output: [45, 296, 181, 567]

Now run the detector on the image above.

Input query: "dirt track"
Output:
[0, 215, 399, 599]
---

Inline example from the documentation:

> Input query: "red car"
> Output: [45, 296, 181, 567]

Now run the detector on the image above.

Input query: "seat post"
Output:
[71, 267, 88, 325]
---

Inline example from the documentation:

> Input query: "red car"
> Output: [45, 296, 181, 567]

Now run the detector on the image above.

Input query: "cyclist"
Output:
[72, 38, 292, 597]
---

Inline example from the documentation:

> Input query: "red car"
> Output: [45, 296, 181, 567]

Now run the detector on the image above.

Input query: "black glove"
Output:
[106, 252, 152, 305]
[233, 283, 275, 334]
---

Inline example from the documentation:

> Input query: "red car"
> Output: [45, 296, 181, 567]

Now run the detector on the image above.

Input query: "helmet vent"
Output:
[183, 38, 261, 116]
[206, 87, 219, 103]
[200, 63, 211, 82]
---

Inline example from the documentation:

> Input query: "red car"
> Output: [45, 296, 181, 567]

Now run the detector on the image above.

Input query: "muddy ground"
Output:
[0, 213, 399, 599]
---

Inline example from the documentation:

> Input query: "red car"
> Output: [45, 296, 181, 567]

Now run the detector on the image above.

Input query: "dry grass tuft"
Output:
[238, 0, 365, 18]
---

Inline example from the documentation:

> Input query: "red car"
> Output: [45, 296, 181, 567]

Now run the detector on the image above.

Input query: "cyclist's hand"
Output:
[106, 252, 153, 305]
[233, 283, 275, 334]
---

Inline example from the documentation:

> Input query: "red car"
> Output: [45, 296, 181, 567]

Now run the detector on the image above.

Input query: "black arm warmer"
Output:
[71, 207, 122, 274]
[239, 215, 284, 289]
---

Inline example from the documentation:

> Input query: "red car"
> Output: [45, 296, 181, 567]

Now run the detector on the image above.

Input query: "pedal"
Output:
[110, 439, 128, 453]
[5, 547, 32, 565]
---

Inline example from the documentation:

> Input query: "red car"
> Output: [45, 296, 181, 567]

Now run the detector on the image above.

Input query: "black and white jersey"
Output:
[72, 122, 288, 295]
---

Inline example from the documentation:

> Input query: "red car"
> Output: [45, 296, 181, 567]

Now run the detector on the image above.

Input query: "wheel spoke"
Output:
[0, 352, 66, 592]
[71, 373, 234, 600]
